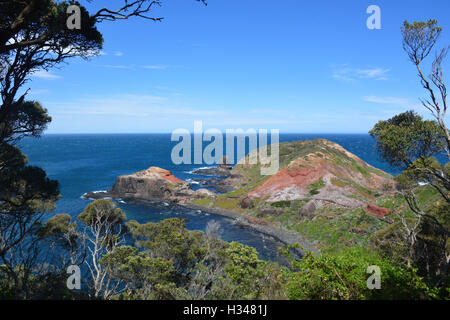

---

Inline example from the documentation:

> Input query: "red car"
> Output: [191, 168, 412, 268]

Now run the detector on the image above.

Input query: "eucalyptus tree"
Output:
[77, 199, 127, 299]
[370, 20, 449, 293]
[0, 0, 206, 299]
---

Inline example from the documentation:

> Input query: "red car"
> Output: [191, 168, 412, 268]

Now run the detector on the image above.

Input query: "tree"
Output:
[77, 199, 127, 299]
[401, 20, 450, 158]
[38, 213, 86, 268]
[0, 1, 206, 55]
[0, 142, 59, 299]
[0, 0, 206, 298]
[369, 111, 449, 267]
[187, 220, 227, 300]
[0, 0, 103, 143]
[127, 218, 206, 288]
[370, 20, 450, 294]
[99, 218, 287, 300]
[285, 247, 434, 300]
[100, 245, 176, 300]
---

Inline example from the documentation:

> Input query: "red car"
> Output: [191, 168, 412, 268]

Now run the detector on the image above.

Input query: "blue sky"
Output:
[25, 0, 450, 133]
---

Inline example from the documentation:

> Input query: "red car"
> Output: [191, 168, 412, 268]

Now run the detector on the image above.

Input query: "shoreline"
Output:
[180, 202, 317, 256]
[84, 192, 316, 257]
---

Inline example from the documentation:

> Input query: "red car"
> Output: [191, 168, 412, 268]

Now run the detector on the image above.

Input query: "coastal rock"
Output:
[110, 166, 193, 202]
[195, 188, 216, 198]
[108, 167, 222, 203]
[298, 200, 317, 218]
[197, 176, 241, 193]
[191, 157, 233, 177]
[239, 196, 254, 209]
[191, 167, 231, 177]
[83, 191, 109, 199]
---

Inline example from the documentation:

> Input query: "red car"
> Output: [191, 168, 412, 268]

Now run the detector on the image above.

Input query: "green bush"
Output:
[270, 201, 291, 208]
[285, 246, 435, 300]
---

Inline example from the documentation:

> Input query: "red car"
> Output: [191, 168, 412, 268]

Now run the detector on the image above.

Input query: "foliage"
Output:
[270, 200, 291, 208]
[0, 142, 59, 299]
[127, 218, 205, 282]
[78, 200, 126, 232]
[77, 200, 127, 298]
[0, 0, 206, 299]
[369, 111, 445, 168]
[370, 19, 450, 292]
[100, 246, 177, 300]
[0, 264, 86, 300]
[285, 246, 435, 300]
[37, 213, 85, 267]
[98, 218, 289, 300]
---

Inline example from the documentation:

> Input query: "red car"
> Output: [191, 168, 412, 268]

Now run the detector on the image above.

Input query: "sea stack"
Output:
[110, 166, 192, 201]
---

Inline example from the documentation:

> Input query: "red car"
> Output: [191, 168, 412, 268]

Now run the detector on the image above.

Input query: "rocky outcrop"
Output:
[105, 166, 224, 204]
[191, 157, 233, 176]
[298, 200, 317, 218]
[195, 188, 216, 198]
[239, 196, 254, 209]
[191, 167, 231, 177]
[110, 166, 194, 202]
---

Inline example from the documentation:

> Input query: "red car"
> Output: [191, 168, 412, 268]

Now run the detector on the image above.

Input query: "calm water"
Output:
[19, 133, 399, 261]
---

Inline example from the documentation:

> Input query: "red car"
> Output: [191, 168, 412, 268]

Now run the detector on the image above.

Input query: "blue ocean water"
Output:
[18, 133, 400, 261]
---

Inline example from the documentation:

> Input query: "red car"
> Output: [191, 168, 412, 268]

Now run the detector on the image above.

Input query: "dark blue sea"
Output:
[19, 133, 401, 261]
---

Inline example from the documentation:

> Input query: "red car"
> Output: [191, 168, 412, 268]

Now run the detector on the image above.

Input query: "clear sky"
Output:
[25, 0, 450, 134]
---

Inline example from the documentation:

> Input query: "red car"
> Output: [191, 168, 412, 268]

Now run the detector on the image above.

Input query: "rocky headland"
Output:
[84, 166, 215, 203]
[86, 139, 398, 254]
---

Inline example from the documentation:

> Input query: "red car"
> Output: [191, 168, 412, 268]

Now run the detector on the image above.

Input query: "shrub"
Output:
[285, 246, 435, 300]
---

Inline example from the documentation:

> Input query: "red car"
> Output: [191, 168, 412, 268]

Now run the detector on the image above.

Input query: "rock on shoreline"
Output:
[84, 166, 215, 203]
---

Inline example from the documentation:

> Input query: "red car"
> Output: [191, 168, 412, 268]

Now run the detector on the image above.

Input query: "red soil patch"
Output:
[248, 166, 326, 198]
[366, 203, 392, 217]
[148, 167, 185, 184]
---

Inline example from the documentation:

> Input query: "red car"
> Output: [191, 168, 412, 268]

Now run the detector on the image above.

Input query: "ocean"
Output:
[19, 133, 401, 262]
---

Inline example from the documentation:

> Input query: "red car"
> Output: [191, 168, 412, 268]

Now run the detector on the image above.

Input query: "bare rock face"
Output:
[110, 166, 193, 202]
[195, 188, 216, 198]
[239, 196, 254, 209]
[298, 200, 317, 218]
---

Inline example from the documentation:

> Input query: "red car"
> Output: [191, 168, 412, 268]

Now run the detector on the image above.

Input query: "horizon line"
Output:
[42, 132, 372, 135]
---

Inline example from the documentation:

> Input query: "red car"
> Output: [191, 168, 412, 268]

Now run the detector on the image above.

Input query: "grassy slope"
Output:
[191, 139, 440, 253]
